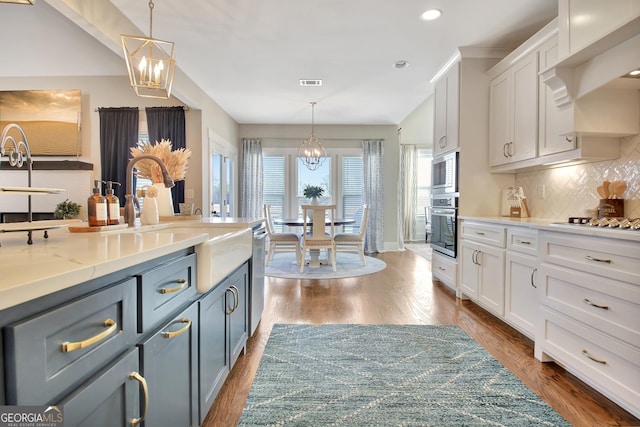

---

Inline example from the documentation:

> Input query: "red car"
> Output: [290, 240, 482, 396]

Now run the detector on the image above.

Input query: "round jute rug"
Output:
[265, 252, 386, 279]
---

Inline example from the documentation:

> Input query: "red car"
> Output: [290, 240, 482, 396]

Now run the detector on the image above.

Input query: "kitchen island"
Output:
[0, 217, 263, 426]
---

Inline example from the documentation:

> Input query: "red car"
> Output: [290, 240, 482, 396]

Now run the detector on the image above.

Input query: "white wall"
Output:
[0, 2, 239, 217]
[399, 96, 434, 147]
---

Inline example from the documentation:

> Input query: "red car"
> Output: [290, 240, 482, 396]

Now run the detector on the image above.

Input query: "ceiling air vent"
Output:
[299, 79, 322, 86]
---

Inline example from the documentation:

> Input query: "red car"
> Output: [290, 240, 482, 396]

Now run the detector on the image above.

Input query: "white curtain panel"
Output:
[362, 139, 384, 253]
[240, 138, 263, 218]
[399, 144, 418, 246]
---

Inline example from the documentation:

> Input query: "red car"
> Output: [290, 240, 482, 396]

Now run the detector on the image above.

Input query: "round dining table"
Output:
[273, 217, 355, 268]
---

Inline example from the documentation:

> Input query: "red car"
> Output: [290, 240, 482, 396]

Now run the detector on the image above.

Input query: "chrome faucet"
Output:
[124, 155, 174, 226]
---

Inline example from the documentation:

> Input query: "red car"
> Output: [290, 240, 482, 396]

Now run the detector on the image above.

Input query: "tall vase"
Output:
[152, 183, 175, 217]
[307, 197, 319, 220]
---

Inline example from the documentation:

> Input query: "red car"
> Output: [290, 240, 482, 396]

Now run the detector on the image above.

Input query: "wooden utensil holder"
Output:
[599, 199, 624, 218]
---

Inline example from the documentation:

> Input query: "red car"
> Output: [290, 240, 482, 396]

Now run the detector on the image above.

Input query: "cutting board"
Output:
[68, 223, 128, 233]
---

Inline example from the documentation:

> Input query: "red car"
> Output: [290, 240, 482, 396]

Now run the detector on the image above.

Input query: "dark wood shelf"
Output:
[0, 160, 93, 171]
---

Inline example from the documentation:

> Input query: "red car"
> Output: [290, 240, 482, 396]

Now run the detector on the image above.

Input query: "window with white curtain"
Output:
[416, 148, 432, 239]
[262, 148, 363, 232]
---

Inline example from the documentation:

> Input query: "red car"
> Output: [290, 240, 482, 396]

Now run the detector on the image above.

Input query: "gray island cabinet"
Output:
[0, 245, 250, 427]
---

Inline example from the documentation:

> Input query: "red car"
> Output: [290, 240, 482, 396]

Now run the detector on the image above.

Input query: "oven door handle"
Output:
[430, 208, 456, 216]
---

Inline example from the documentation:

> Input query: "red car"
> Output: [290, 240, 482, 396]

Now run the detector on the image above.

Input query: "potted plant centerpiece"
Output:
[130, 139, 192, 216]
[54, 199, 81, 220]
[303, 184, 324, 205]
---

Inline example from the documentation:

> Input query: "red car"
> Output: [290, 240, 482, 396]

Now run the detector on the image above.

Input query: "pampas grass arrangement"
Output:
[130, 139, 192, 183]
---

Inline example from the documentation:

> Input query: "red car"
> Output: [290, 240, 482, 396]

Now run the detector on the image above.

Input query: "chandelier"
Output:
[121, 0, 176, 99]
[297, 102, 327, 171]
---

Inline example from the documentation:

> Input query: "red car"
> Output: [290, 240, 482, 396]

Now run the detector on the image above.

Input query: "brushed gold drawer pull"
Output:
[130, 372, 149, 426]
[585, 255, 611, 263]
[581, 349, 607, 365]
[163, 318, 192, 339]
[160, 278, 187, 294]
[583, 299, 609, 310]
[516, 239, 531, 245]
[61, 319, 117, 352]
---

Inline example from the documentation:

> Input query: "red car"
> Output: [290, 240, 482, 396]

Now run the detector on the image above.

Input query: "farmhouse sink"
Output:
[154, 226, 253, 293]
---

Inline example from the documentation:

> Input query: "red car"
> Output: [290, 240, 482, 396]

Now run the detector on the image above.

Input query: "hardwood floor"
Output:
[203, 250, 639, 427]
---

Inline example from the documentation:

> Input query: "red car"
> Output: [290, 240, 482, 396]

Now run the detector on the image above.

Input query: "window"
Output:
[262, 149, 363, 231]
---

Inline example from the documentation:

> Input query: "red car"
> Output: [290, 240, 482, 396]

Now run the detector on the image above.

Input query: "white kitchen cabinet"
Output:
[504, 228, 538, 339]
[433, 61, 459, 157]
[489, 50, 538, 167]
[536, 230, 640, 418]
[558, 0, 640, 59]
[431, 251, 457, 293]
[459, 221, 506, 316]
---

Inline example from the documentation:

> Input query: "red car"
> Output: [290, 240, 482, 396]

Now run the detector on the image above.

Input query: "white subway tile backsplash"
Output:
[516, 134, 640, 220]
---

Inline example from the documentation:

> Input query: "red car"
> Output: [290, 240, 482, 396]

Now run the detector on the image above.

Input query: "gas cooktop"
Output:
[561, 217, 640, 230]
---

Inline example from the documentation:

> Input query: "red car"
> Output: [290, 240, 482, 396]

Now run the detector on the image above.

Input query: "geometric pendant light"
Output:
[121, 0, 176, 99]
[297, 102, 327, 171]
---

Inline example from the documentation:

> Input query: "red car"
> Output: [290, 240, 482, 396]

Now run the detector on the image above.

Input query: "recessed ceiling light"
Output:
[421, 9, 442, 21]
[393, 60, 409, 69]
[629, 70, 640, 76]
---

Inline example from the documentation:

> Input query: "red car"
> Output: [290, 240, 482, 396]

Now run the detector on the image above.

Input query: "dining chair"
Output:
[300, 204, 336, 272]
[264, 204, 301, 266]
[334, 204, 369, 265]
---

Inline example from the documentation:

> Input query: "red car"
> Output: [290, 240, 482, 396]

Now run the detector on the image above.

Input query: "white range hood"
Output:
[541, 16, 640, 108]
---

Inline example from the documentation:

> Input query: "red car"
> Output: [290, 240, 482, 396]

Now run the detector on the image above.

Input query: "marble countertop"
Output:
[0, 217, 263, 311]
[459, 215, 640, 242]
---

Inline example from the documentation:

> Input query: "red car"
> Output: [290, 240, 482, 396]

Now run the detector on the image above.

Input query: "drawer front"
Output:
[5, 279, 137, 404]
[431, 253, 457, 291]
[540, 231, 640, 284]
[138, 253, 197, 333]
[540, 263, 640, 348]
[461, 221, 506, 248]
[506, 227, 538, 256]
[539, 308, 640, 417]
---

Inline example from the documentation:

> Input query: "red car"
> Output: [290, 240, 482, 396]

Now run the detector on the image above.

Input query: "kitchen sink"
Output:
[152, 226, 253, 293]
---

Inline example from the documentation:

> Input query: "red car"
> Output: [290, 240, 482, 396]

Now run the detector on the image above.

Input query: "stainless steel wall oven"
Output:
[430, 195, 458, 258]
[430, 151, 458, 258]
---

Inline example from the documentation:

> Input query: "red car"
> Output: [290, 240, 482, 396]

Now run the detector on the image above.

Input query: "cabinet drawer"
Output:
[461, 222, 506, 248]
[540, 308, 640, 416]
[540, 263, 640, 348]
[506, 227, 538, 256]
[4, 279, 137, 404]
[431, 253, 457, 291]
[138, 253, 197, 333]
[540, 231, 640, 284]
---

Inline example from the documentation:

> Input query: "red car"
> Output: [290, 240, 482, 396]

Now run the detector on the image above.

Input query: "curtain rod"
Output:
[94, 106, 189, 112]
[257, 137, 376, 142]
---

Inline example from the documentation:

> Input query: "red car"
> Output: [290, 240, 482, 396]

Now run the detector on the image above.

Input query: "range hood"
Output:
[541, 17, 640, 108]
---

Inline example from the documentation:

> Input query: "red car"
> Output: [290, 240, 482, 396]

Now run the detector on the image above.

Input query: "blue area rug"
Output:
[239, 324, 570, 426]
[265, 252, 386, 279]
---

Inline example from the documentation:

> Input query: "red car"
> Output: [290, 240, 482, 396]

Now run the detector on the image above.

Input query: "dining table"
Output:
[273, 217, 355, 268]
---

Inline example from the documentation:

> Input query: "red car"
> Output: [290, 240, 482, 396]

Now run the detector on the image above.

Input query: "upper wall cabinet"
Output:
[433, 62, 460, 157]
[489, 17, 639, 173]
[489, 50, 539, 167]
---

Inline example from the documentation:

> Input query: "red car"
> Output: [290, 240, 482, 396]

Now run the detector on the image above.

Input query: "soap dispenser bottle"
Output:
[88, 180, 108, 227]
[105, 181, 121, 225]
